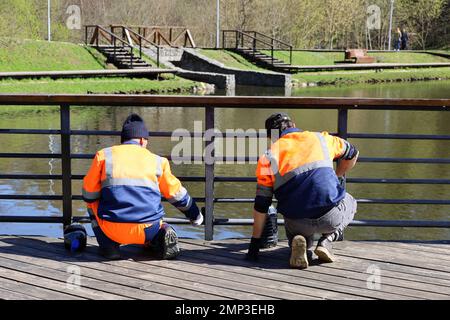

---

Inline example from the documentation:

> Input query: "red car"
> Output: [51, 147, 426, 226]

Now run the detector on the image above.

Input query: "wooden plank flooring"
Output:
[0, 236, 449, 300]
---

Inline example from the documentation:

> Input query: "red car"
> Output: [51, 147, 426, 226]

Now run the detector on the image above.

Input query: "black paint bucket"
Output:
[260, 206, 278, 248]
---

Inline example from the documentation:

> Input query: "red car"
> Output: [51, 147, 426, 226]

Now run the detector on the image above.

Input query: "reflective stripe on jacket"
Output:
[82, 141, 196, 224]
[255, 128, 349, 219]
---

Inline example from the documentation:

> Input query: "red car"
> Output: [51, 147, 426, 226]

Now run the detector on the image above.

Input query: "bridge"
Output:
[85, 25, 196, 69]
[0, 95, 449, 299]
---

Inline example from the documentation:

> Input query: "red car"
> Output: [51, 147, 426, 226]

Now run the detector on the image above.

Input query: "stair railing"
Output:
[110, 25, 162, 68]
[222, 30, 276, 65]
[126, 26, 196, 48]
[85, 25, 136, 68]
[222, 30, 293, 66]
[247, 31, 293, 65]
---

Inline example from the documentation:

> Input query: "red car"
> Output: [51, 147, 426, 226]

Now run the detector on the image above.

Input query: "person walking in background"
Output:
[401, 27, 409, 50]
[395, 27, 402, 51]
[82, 114, 204, 260]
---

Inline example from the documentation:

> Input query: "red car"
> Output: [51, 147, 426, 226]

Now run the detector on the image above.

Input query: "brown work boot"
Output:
[290, 235, 309, 269]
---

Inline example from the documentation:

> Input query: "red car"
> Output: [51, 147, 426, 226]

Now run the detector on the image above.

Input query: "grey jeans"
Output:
[284, 193, 357, 249]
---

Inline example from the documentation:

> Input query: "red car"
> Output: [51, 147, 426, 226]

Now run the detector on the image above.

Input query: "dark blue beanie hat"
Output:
[121, 113, 149, 143]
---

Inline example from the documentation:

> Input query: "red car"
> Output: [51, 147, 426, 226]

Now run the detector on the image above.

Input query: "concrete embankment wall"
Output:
[177, 49, 291, 88]
[141, 47, 235, 92]
[175, 69, 234, 93]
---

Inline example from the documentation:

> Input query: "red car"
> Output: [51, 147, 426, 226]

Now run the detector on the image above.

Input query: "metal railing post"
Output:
[271, 47, 274, 65]
[337, 108, 349, 190]
[338, 108, 349, 140]
[157, 46, 160, 67]
[290, 46, 293, 65]
[113, 37, 116, 59]
[60, 104, 72, 228]
[204, 107, 215, 241]
[130, 45, 133, 68]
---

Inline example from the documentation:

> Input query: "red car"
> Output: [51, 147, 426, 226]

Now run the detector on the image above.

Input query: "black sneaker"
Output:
[290, 235, 309, 269]
[314, 235, 336, 263]
[99, 245, 121, 260]
[152, 225, 180, 260]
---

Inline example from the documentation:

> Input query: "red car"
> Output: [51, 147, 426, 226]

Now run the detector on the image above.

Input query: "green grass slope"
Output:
[0, 76, 197, 94]
[0, 38, 107, 72]
[199, 49, 268, 71]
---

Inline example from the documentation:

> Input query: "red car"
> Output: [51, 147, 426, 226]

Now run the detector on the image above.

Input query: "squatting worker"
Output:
[82, 114, 203, 260]
[246, 113, 359, 269]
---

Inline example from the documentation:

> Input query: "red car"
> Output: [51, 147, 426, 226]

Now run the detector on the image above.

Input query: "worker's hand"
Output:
[191, 210, 204, 226]
[245, 237, 262, 261]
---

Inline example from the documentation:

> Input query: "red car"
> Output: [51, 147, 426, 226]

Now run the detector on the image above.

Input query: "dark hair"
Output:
[265, 113, 294, 138]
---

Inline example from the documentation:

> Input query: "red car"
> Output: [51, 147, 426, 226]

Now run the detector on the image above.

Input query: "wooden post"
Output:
[204, 107, 215, 241]
[60, 104, 72, 227]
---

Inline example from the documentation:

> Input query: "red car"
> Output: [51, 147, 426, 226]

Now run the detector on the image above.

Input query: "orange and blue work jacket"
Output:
[255, 128, 356, 219]
[82, 141, 198, 244]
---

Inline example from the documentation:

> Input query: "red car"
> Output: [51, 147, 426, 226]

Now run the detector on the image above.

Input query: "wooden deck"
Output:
[0, 236, 449, 300]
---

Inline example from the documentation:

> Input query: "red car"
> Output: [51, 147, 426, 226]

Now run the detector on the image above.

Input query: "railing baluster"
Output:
[204, 106, 215, 241]
[60, 104, 72, 227]
[0, 97, 449, 233]
[338, 108, 349, 140]
[337, 108, 349, 189]
[157, 46, 160, 68]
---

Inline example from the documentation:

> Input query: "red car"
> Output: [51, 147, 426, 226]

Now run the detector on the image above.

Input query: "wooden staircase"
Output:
[96, 45, 151, 69]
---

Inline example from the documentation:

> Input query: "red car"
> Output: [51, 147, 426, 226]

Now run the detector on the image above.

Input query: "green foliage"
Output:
[396, 0, 447, 49]
[0, 0, 43, 40]
[0, 0, 71, 41]
[0, 0, 448, 50]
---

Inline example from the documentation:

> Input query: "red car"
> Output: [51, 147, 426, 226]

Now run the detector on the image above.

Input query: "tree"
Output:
[397, 0, 446, 49]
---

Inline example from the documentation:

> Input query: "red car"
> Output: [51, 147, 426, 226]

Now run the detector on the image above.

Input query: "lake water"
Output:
[0, 80, 449, 241]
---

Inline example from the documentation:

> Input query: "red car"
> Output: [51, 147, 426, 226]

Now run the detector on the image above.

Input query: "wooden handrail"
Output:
[86, 25, 134, 48]
[113, 25, 160, 48]
[0, 95, 448, 109]
[126, 25, 190, 30]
